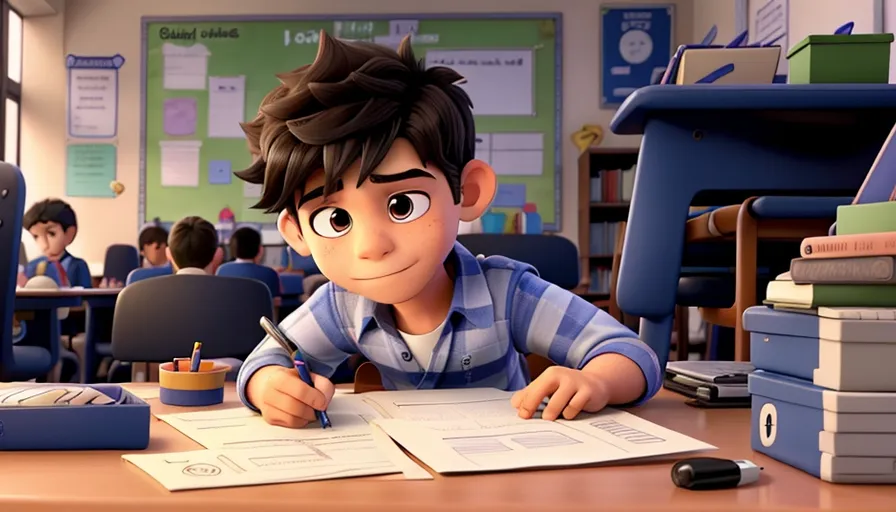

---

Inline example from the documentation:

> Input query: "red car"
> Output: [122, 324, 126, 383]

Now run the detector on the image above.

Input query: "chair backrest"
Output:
[0, 163, 26, 369]
[216, 261, 281, 297]
[126, 263, 172, 285]
[456, 234, 580, 290]
[103, 244, 140, 282]
[111, 274, 273, 362]
[281, 246, 321, 275]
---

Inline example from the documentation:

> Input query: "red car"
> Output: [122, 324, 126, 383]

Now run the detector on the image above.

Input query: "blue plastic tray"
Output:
[0, 384, 150, 450]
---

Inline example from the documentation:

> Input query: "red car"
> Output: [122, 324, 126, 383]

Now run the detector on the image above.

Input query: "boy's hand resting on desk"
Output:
[511, 354, 646, 421]
[246, 366, 335, 428]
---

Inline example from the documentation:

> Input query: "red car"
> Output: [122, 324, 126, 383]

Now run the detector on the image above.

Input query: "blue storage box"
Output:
[749, 370, 896, 483]
[0, 384, 150, 450]
[744, 306, 896, 391]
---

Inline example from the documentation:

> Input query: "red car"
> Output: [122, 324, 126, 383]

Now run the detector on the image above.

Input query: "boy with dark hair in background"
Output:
[235, 32, 661, 429]
[139, 225, 169, 268]
[23, 199, 91, 288]
[221, 226, 283, 298]
[166, 216, 223, 275]
[229, 226, 264, 264]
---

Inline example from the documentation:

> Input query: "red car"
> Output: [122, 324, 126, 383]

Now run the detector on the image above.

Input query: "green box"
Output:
[786, 33, 894, 84]
[837, 202, 896, 235]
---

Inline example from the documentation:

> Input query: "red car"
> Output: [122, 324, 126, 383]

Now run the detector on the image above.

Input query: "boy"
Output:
[166, 216, 223, 275]
[235, 33, 661, 429]
[138, 224, 169, 268]
[23, 199, 91, 288]
[221, 226, 283, 297]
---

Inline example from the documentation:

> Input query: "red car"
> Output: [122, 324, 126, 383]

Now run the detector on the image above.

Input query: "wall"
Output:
[691, 0, 739, 43]
[20, 0, 694, 266]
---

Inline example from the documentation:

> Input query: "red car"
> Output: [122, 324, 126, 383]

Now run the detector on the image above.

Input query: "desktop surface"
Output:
[0, 385, 892, 512]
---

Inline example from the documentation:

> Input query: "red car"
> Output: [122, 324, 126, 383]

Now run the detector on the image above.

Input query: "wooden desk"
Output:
[0, 386, 893, 512]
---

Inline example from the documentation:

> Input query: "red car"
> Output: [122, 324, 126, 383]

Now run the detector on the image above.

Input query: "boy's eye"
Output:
[310, 207, 352, 238]
[388, 192, 430, 224]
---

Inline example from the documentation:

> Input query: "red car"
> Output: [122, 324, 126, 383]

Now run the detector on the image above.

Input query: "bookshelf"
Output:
[576, 147, 638, 302]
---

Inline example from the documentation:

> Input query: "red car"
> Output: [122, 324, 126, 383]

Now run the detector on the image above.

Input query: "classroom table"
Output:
[15, 288, 122, 383]
[0, 385, 892, 512]
[10, 291, 82, 381]
[609, 84, 896, 369]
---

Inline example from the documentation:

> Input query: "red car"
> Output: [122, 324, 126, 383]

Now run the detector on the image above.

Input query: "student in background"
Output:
[138, 225, 169, 268]
[230, 227, 266, 265]
[166, 216, 224, 275]
[22, 199, 92, 288]
[220, 227, 283, 297]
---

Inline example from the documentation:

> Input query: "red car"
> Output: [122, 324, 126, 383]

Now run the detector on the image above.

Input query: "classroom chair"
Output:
[216, 261, 281, 298]
[125, 263, 172, 285]
[103, 244, 140, 284]
[456, 234, 580, 290]
[110, 274, 273, 381]
[0, 163, 58, 381]
[684, 195, 849, 361]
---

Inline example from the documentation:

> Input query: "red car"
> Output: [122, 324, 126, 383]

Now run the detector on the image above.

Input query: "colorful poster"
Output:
[66, 144, 117, 198]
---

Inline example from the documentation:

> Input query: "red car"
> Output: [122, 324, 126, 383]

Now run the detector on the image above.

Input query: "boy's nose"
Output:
[354, 229, 395, 261]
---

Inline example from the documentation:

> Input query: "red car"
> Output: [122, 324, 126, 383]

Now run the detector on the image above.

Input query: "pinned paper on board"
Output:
[162, 43, 211, 90]
[425, 49, 534, 116]
[163, 97, 197, 136]
[65, 54, 125, 139]
[492, 183, 527, 208]
[160, 140, 201, 187]
[478, 133, 544, 176]
[65, 143, 117, 198]
[208, 76, 246, 138]
[243, 181, 262, 198]
[208, 160, 232, 185]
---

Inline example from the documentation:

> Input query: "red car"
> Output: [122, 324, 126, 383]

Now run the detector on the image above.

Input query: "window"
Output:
[4, 98, 17, 166]
[0, 0, 23, 165]
[7, 7, 21, 83]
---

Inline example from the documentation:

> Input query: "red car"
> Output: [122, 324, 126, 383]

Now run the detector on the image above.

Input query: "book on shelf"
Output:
[790, 256, 896, 284]
[764, 272, 896, 309]
[587, 265, 612, 294]
[589, 222, 623, 255]
[799, 231, 896, 259]
[589, 167, 635, 203]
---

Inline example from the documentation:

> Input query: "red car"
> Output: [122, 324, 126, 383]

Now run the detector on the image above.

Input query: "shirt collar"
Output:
[359, 241, 495, 334]
[176, 267, 208, 275]
[234, 258, 254, 264]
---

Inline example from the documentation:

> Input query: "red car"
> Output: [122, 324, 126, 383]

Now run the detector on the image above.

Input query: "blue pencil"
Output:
[189, 342, 202, 372]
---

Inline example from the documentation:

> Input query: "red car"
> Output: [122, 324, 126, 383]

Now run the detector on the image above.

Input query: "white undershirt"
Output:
[397, 318, 448, 370]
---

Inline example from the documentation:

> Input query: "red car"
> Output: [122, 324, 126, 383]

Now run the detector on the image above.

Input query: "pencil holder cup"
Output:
[158, 361, 230, 407]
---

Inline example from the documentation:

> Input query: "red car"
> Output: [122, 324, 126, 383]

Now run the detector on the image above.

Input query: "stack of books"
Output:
[742, 200, 896, 484]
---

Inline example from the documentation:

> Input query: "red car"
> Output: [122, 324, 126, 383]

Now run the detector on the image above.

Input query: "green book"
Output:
[837, 202, 896, 235]
[765, 272, 896, 308]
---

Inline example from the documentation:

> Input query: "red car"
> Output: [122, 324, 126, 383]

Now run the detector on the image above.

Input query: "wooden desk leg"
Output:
[734, 199, 759, 362]
[675, 306, 689, 362]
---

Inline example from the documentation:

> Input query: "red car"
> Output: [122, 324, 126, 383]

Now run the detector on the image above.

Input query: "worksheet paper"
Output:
[363, 388, 717, 474]
[124, 395, 431, 491]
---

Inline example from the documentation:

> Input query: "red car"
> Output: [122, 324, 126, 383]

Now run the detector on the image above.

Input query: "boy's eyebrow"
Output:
[368, 168, 435, 184]
[298, 180, 343, 208]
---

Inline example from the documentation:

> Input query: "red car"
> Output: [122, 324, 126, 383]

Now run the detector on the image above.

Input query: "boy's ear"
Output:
[63, 226, 77, 245]
[458, 159, 497, 222]
[165, 247, 176, 269]
[277, 210, 311, 257]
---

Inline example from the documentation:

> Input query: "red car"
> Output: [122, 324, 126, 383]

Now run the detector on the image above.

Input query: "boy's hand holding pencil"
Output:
[246, 365, 335, 429]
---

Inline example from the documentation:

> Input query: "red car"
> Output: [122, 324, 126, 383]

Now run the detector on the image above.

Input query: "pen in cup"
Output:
[189, 341, 202, 372]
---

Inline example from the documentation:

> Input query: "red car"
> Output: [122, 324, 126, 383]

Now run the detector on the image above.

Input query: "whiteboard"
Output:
[425, 49, 534, 116]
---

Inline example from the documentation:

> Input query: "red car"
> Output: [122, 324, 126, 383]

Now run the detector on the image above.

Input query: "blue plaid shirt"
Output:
[237, 242, 662, 410]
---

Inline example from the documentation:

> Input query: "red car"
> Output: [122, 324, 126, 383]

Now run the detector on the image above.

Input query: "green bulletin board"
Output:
[141, 14, 562, 231]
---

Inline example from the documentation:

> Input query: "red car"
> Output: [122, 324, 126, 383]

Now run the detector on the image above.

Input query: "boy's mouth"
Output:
[352, 263, 416, 281]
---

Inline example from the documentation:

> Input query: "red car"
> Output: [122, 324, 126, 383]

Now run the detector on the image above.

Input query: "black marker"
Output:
[671, 457, 762, 490]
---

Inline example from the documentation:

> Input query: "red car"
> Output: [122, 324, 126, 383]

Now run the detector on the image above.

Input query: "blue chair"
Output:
[1, 163, 79, 381]
[126, 263, 172, 285]
[216, 261, 281, 298]
[281, 246, 321, 275]
[457, 234, 580, 290]
[103, 244, 140, 284]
